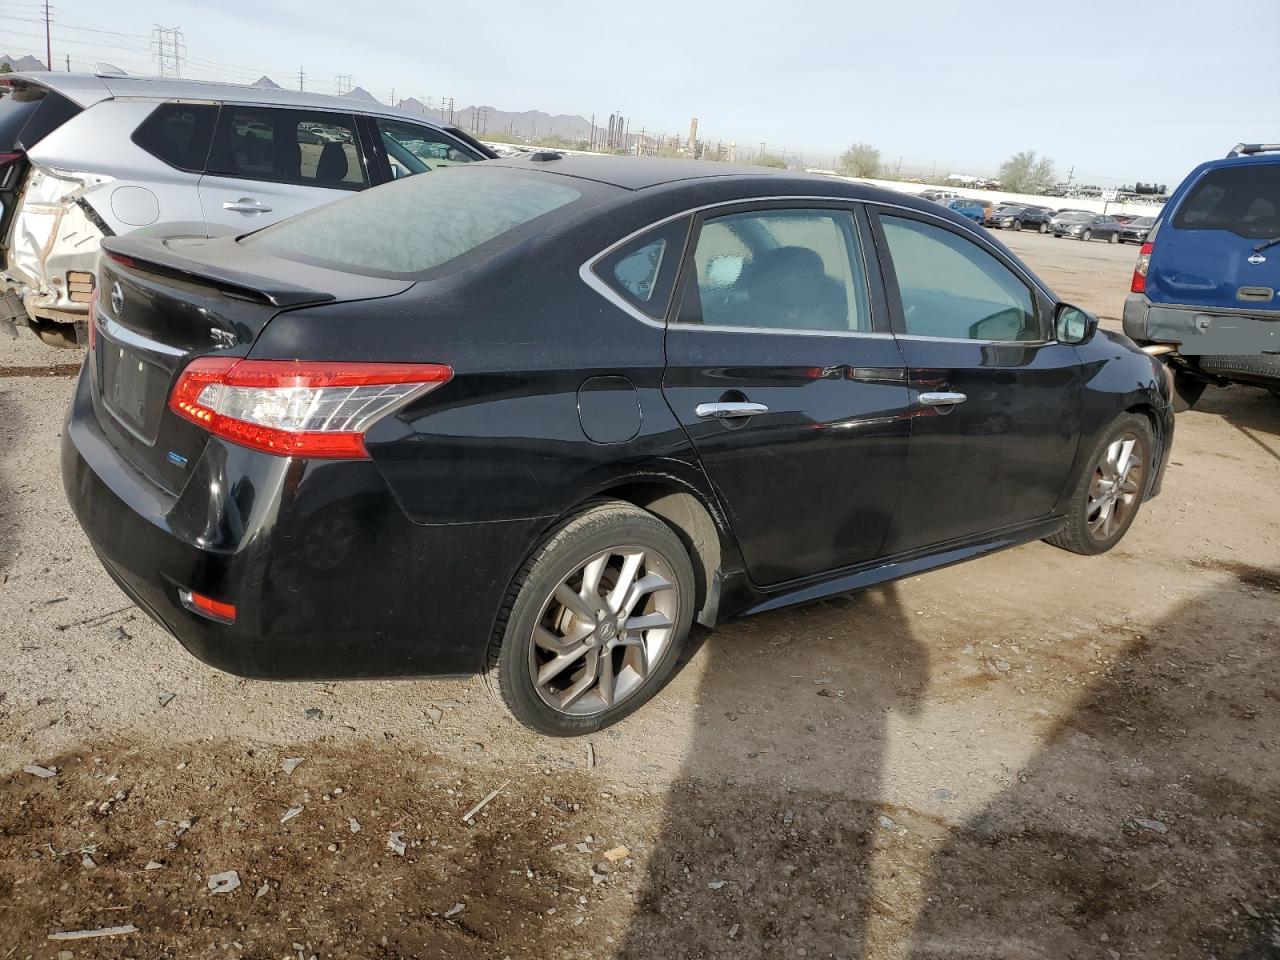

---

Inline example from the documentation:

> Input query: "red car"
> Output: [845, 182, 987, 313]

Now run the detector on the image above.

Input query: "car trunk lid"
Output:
[91, 235, 413, 492]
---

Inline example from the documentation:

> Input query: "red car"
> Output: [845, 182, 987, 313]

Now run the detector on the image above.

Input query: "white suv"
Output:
[0, 71, 492, 345]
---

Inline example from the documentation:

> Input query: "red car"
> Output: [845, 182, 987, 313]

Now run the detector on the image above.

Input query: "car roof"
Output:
[8, 72, 455, 129]
[485, 154, 800, 190]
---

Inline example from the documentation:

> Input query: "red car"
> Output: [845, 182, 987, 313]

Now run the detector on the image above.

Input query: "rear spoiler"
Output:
[101, 235, 336, 308]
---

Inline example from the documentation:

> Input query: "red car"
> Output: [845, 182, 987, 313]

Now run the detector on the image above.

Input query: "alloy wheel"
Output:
[528, 546, 680, 715]
[1087, 433, 1144, 541]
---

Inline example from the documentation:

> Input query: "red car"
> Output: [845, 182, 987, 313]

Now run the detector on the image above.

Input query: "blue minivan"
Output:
[1123, 143, 1280, 409]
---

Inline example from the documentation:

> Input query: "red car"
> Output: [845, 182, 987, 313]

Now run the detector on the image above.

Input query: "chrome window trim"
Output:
[896, 333, 1051, 347]
[580, 193, 1058, 337]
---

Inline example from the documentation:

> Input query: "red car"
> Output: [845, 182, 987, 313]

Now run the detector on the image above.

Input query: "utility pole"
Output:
[297, 67, 305, 91]
[43, 0, 51, 72]
[65, 54, 70, 71]
[390, 88, 395, 107]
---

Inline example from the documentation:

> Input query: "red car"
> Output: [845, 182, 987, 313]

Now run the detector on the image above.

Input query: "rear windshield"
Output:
[0, 80, 80, 150]
[244, 167, 583, 277]
[1173, 165, 1280, 239]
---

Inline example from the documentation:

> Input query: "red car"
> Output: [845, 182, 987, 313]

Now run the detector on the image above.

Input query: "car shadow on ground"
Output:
[617, 584, 930, 959]
[1194, 385, 1280, 458]
[904, 569, 1280, 959]
[614, 564, 1279, 959]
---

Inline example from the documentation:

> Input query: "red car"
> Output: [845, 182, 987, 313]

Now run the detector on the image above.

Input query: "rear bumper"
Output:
[62, 367, 539, 680]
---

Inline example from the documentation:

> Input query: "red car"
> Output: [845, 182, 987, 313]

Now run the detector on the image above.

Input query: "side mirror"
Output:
[1055, 303, 1098, 345]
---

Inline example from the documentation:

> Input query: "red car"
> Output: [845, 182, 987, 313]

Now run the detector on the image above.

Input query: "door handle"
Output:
[222, 198, 272, 214]
[695, 401, 769, 420]
[918, 391, 967, 407]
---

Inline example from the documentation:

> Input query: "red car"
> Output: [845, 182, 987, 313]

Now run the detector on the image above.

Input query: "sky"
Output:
[3, 0, 1276, 186]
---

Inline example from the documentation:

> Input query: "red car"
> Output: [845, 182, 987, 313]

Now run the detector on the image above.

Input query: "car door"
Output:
[198, 105, 368, 232]
[661, 202, 912, 586]
[868, 206, 1083, 554]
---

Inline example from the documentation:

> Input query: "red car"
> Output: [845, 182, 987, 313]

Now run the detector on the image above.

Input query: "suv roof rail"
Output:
[1226, 143, 1280, 158]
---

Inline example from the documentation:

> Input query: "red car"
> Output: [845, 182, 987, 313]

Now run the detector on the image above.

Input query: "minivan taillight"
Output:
[1131, 242, 1154, 293]
[169, 359, 453, 459]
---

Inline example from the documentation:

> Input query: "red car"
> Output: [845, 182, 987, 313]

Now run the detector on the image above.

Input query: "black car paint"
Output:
[63, 160, 1174, 681]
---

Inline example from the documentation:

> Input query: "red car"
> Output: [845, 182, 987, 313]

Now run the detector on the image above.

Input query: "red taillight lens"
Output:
[1131, 241, 1154, 293]
[0, 150, 24, 168]
[179, 588, 237, 624]
[169, 359, 453, 459]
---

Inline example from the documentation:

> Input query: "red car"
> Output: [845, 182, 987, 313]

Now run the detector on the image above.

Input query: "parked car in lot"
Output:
[921, 188, 962, 204]
[1124, 143, 1280, 408]
[1119, 216, 1156, 244]
[986, 203, 1054, 232]
[0, 72, 494, 345]
[1052, 212, 1123, 242]
[63, 157, 1174, 735]
[946, 196, 991, 223]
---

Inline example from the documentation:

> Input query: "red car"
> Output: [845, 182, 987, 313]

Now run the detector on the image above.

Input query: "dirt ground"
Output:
[1, 232, 1278, 959]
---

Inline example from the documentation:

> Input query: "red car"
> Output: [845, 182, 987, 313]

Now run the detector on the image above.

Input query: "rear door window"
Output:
[372, 119, 481, 180]
[207, 107, 367, 189]
[680, 208, 872, 333]
[131, 102, 218, 172]
[1173, 165, 1280, 239]
[0, 79, 81, 151]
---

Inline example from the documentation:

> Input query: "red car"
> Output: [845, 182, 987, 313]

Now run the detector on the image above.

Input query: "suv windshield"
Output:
[244, 167, 584, 277]
[1172, 165, 1280, 239]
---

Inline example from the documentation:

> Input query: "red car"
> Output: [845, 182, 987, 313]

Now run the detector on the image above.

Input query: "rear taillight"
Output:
[169, 359, 453, 459]
[0, 150, 23, 168]
[1130, 241, 1154, 293]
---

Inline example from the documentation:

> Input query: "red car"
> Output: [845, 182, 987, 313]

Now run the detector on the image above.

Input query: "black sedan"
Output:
[985, 203, 1055, 232]
[1052, 212, 1125, 242]
[1119, 216, 1157, 243]
[63, 157, 1174, 735]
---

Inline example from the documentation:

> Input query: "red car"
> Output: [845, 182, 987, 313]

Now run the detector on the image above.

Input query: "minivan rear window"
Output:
[0, 79, 81, 150]
[1173, 165, 1280, 239]
[244, 167, 583, 277]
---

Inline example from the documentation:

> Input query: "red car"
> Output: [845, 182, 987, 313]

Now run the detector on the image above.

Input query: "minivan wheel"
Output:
[1044, 413, 1153, 556]
[485, 500, 695, 736]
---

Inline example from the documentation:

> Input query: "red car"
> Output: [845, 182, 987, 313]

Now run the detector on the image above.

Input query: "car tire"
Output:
[1081, 229, 1092, 241]
[1039, 222, 1048, 234]
[1045, 413, 1154, 556]
[1170, 369, 1208, 412]
[1108, 232, 1118, 244]
[1012, 220, 1023, 232]
[484, 500, 696, 736]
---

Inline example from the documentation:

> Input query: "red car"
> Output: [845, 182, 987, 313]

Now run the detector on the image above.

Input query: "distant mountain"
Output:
[1, 53, 48, 71]
[460, 104, 595, 141]
[396, 97, 428, 114]
[344, 86, 380, 104]
[251, 75, 283, 89]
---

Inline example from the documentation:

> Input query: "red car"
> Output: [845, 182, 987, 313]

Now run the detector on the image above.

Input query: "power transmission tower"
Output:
[150, 26, 185, 78]
[297, 66, 305, 91]
[334, 74, 352, 96]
